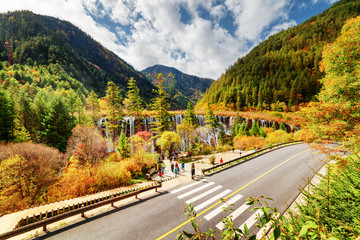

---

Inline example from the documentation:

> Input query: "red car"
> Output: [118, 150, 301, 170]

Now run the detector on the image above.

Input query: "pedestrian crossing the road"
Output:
[171, 181, 263, 235]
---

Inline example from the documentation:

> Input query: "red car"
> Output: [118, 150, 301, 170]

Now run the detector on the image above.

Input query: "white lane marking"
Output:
[185, 185, 223, 204]
[239, 209, 264, 232]
[194, 189, 231, 212]
[216, 203, 251, 230]
[178, 182, 215, 199]
[171, 181, 203, 194]
[204, 194, 243, 221]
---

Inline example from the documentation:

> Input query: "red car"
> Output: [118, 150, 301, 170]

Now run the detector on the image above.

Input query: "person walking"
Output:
[171, 162, 174, 172]
[191, 163, 195, 179]
[181, 162, 185, 171]
[174, 167, 179, 177]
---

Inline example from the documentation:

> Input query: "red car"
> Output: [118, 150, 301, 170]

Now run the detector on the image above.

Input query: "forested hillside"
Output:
[142, 65, 214, 109]
[0, 10, 155, 98]
[197, 0, 360, 111]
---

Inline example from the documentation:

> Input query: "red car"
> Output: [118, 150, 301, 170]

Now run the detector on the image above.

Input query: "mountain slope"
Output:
[197, 0, 360, 111]
[142, 65, 214, 109]
[0, 10, 155, 99]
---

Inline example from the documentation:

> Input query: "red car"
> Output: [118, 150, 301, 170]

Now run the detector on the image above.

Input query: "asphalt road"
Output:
[36, 143, 325, 240]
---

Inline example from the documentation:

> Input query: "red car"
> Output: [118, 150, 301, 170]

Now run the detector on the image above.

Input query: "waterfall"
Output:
[196, 114, 205, 126]
[175, 114, 183, 125]
[98, 117, 110, 139]
[97, 114, 298, 153]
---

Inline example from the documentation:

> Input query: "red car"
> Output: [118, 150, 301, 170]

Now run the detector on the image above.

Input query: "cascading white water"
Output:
[98, 117, 110, 139]
[128, 117, 135, 137]
[175, 115, 183, 125]
[97, 114, 297, 153]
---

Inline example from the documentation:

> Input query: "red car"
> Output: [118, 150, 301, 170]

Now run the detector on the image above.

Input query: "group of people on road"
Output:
[155, 160, 196, 179]
[170, 161, 186, 176]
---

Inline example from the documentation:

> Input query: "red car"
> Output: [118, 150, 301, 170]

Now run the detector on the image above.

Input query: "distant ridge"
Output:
[0, 10, 155, 99]
[142, 64, 214, 109]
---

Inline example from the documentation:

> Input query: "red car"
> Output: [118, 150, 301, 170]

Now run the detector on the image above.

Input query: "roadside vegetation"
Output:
[178, 15, 360, 239]
[0, 67, 298, 216]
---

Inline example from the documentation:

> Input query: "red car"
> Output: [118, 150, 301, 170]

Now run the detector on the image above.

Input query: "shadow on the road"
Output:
[34, 190, 170, 239]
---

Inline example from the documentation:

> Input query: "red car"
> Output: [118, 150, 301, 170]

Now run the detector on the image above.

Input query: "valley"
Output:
[0, 0, 360, 239]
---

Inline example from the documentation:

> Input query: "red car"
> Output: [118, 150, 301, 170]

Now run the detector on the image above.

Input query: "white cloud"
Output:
[225, 0, 291, 42]
[0, 0, 299, 79]
[312, 0, 339, 4]
[268, 20, 297, 36]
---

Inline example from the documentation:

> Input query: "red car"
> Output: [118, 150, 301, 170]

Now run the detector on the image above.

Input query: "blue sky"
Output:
[1, 0, 338, 79]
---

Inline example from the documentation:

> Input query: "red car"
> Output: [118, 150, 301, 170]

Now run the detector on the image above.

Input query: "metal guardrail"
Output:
[0, 182, 162, 240]
[202, 141, 303, 175]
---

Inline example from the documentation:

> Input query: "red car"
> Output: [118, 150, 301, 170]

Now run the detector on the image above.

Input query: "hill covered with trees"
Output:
[0, 10, 155, 99]
[197, 0, 360, 111]
[142, 65, 214, 109]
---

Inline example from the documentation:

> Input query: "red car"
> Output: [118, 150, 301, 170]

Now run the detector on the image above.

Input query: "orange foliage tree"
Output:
[301, 16, 360, 150]
[0, 143, 65, 214]
[66, 125, 108, 164]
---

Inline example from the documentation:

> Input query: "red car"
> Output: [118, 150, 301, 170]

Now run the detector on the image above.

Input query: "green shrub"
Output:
[201, 145, 215, 155]
[285, 154, 360, 239]
[209, 155, 216, 165]
[270, 112, 283, 118]
[217, 144, 233, 153]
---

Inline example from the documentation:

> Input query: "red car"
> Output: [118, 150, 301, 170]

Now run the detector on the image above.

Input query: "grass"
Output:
[283, 153, 360, 239]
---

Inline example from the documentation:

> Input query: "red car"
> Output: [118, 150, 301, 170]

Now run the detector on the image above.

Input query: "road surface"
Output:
[36, 143, 325, 240]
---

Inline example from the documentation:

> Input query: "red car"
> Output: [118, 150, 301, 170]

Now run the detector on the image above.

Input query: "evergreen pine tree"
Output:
[239, 122, 249, 136]
[279, 122, 287, 132]
[40, 95, 75, 152]
[74, 96, 86, 125]
[126, 77, 143, 118]
[0, 90, 15, 142]
[17, 90, 36, 140]
[86, 90, 100, 123]
[259, 127, 266, 138]
[117, 132, 130, 158]
[33, 90, 48, 142]
[250, 121, 260, 136]
[205, 104, 220, 146]
[184, 102, 198, 127]
[105, 82, 124, 146]
[218, 127, 226, 145]
[151, 74, 171, 138]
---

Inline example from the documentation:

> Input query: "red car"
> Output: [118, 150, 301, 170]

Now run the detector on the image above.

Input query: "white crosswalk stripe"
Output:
[194, 189, 231, 212]
[239, 209, 263, 232]
[204, 194, 243, 220]
[185, 185, 223, 204]
[170, 181, 203, 194]
[172, 181, 265, 236]
[216, 203, 251, 230]
[178, 182, 215, 199]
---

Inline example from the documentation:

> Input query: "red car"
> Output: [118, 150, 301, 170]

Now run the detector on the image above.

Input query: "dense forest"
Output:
[0, 10, 155, 99]
[142, 65, 214, 109]
[197, 0, 360, 111]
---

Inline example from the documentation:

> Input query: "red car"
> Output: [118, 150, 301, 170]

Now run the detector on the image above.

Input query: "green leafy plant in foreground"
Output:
[177, 196, 283, 240]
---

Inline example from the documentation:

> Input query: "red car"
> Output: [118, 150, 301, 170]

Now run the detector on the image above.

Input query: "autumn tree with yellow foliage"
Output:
[301, 16, 360, 151]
